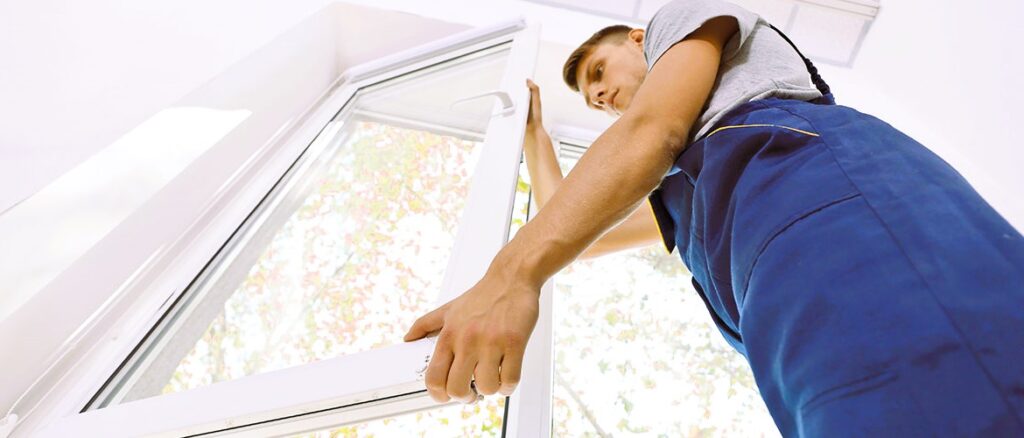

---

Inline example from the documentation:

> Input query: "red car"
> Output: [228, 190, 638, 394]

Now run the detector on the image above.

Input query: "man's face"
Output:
[575, 29, 648, 117]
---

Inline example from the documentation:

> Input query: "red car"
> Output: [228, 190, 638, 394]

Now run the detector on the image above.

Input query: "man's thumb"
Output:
[403, 306, 445, 341]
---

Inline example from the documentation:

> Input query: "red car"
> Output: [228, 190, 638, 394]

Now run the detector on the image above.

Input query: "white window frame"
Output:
[504, 126, 601, 437]
[503, 126, 603, 438]
[11, 19, 550, 438]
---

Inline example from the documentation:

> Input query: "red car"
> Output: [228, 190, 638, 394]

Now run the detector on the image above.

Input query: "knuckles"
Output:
[462, 324, 484, 343]
[436, 329, 455, 346]
[502, 331, 525, 348]
[472, 328, 525, 349]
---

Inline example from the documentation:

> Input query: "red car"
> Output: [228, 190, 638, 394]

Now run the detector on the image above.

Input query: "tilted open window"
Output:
[21, 20, 548, 438]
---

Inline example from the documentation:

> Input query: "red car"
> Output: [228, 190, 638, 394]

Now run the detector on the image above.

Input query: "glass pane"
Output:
[549, 151, 779, 436]
[91, 45, 513, 408]
[292, 397, 505, 437]
[287, 160, 527, 437]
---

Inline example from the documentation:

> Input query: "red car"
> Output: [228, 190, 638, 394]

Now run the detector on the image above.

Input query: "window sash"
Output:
[41, 341, 435, 437]
[88, 43, 515, 410]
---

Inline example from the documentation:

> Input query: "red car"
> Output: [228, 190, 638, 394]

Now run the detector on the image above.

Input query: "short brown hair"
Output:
[562, 25, 633, 92]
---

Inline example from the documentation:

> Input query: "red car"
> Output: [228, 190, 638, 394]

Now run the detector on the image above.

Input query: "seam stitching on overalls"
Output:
[695, 100, 773, 143]
[798, 369, 899, 415]
[740, 192, 861, 302]
[773, 104, 1024, 431]
[706, 123, 820, 139]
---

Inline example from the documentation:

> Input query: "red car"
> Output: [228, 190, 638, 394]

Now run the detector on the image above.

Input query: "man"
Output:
[405, 0, 1024, 434]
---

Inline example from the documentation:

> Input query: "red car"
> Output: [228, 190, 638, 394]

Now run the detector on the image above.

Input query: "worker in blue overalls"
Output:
[405, 0, 1024, 434]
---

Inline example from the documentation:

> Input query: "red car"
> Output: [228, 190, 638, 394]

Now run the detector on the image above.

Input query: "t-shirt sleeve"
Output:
[644, 0, 761, 71]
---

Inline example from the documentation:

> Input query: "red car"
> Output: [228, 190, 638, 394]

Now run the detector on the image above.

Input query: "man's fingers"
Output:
[498, 346, 525, 396]
[526, 80, 541, 108]
[447, 352, 478, 403]
[404, 305, 446, 341]
[424, 340, 454, 403]
[473, 351, 502, 396]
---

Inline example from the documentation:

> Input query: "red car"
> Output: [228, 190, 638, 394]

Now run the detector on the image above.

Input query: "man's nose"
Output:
[592, 88, 607, 108]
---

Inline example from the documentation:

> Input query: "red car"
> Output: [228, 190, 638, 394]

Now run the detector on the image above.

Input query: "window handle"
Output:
[451, 90, 515, 117]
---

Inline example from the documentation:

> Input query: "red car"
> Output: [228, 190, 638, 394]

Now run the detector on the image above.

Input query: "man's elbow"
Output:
[618, 111, 690, 165]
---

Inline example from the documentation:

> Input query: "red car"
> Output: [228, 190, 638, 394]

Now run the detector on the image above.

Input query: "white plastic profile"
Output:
[341, 18, 526, 83]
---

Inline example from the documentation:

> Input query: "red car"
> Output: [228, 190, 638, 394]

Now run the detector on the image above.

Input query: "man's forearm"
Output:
[522, 127, 564, 211]
[494, 114, 682, 288]
[491, 16, 736, 287]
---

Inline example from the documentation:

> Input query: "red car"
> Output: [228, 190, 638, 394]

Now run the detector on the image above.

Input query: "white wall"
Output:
[0, 0, 335, 214]
[814, 0, 1024, 230]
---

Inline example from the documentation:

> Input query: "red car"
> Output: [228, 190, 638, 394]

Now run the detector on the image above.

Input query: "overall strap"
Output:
[767, 23, 832, 97]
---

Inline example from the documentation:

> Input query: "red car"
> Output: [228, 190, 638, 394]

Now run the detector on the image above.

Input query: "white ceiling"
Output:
[526, 0, 881, 66]
[337, 0, 883, 137]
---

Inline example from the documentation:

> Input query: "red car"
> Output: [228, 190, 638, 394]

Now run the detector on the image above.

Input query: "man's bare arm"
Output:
[521, 80, 563, 212]
[506, 16, 738, 284]
[522, 80, 662, 259]
[405, 16, 739, 403]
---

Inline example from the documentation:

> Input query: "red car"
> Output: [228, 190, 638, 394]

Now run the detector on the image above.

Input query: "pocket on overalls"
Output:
[698, 119, 859, 311]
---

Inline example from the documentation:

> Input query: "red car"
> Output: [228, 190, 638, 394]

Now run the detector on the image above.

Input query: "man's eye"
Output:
[596, 65, 603, 79]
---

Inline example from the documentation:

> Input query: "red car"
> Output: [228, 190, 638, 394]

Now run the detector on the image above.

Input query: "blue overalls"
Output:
[648, 25, 1024, 436]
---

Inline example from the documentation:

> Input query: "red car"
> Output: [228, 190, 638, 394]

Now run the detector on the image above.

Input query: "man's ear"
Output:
[628, 28, 645, 47]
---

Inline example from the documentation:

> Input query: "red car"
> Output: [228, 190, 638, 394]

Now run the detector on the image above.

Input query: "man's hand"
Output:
[525, 79, 544, 137]
[403, 267, 540, 403]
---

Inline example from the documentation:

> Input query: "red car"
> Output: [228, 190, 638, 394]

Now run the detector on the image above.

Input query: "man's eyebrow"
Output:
[580, 57, 596, 107]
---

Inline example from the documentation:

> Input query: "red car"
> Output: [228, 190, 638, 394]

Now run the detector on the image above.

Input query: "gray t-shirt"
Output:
[644, 0, 823, 144]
